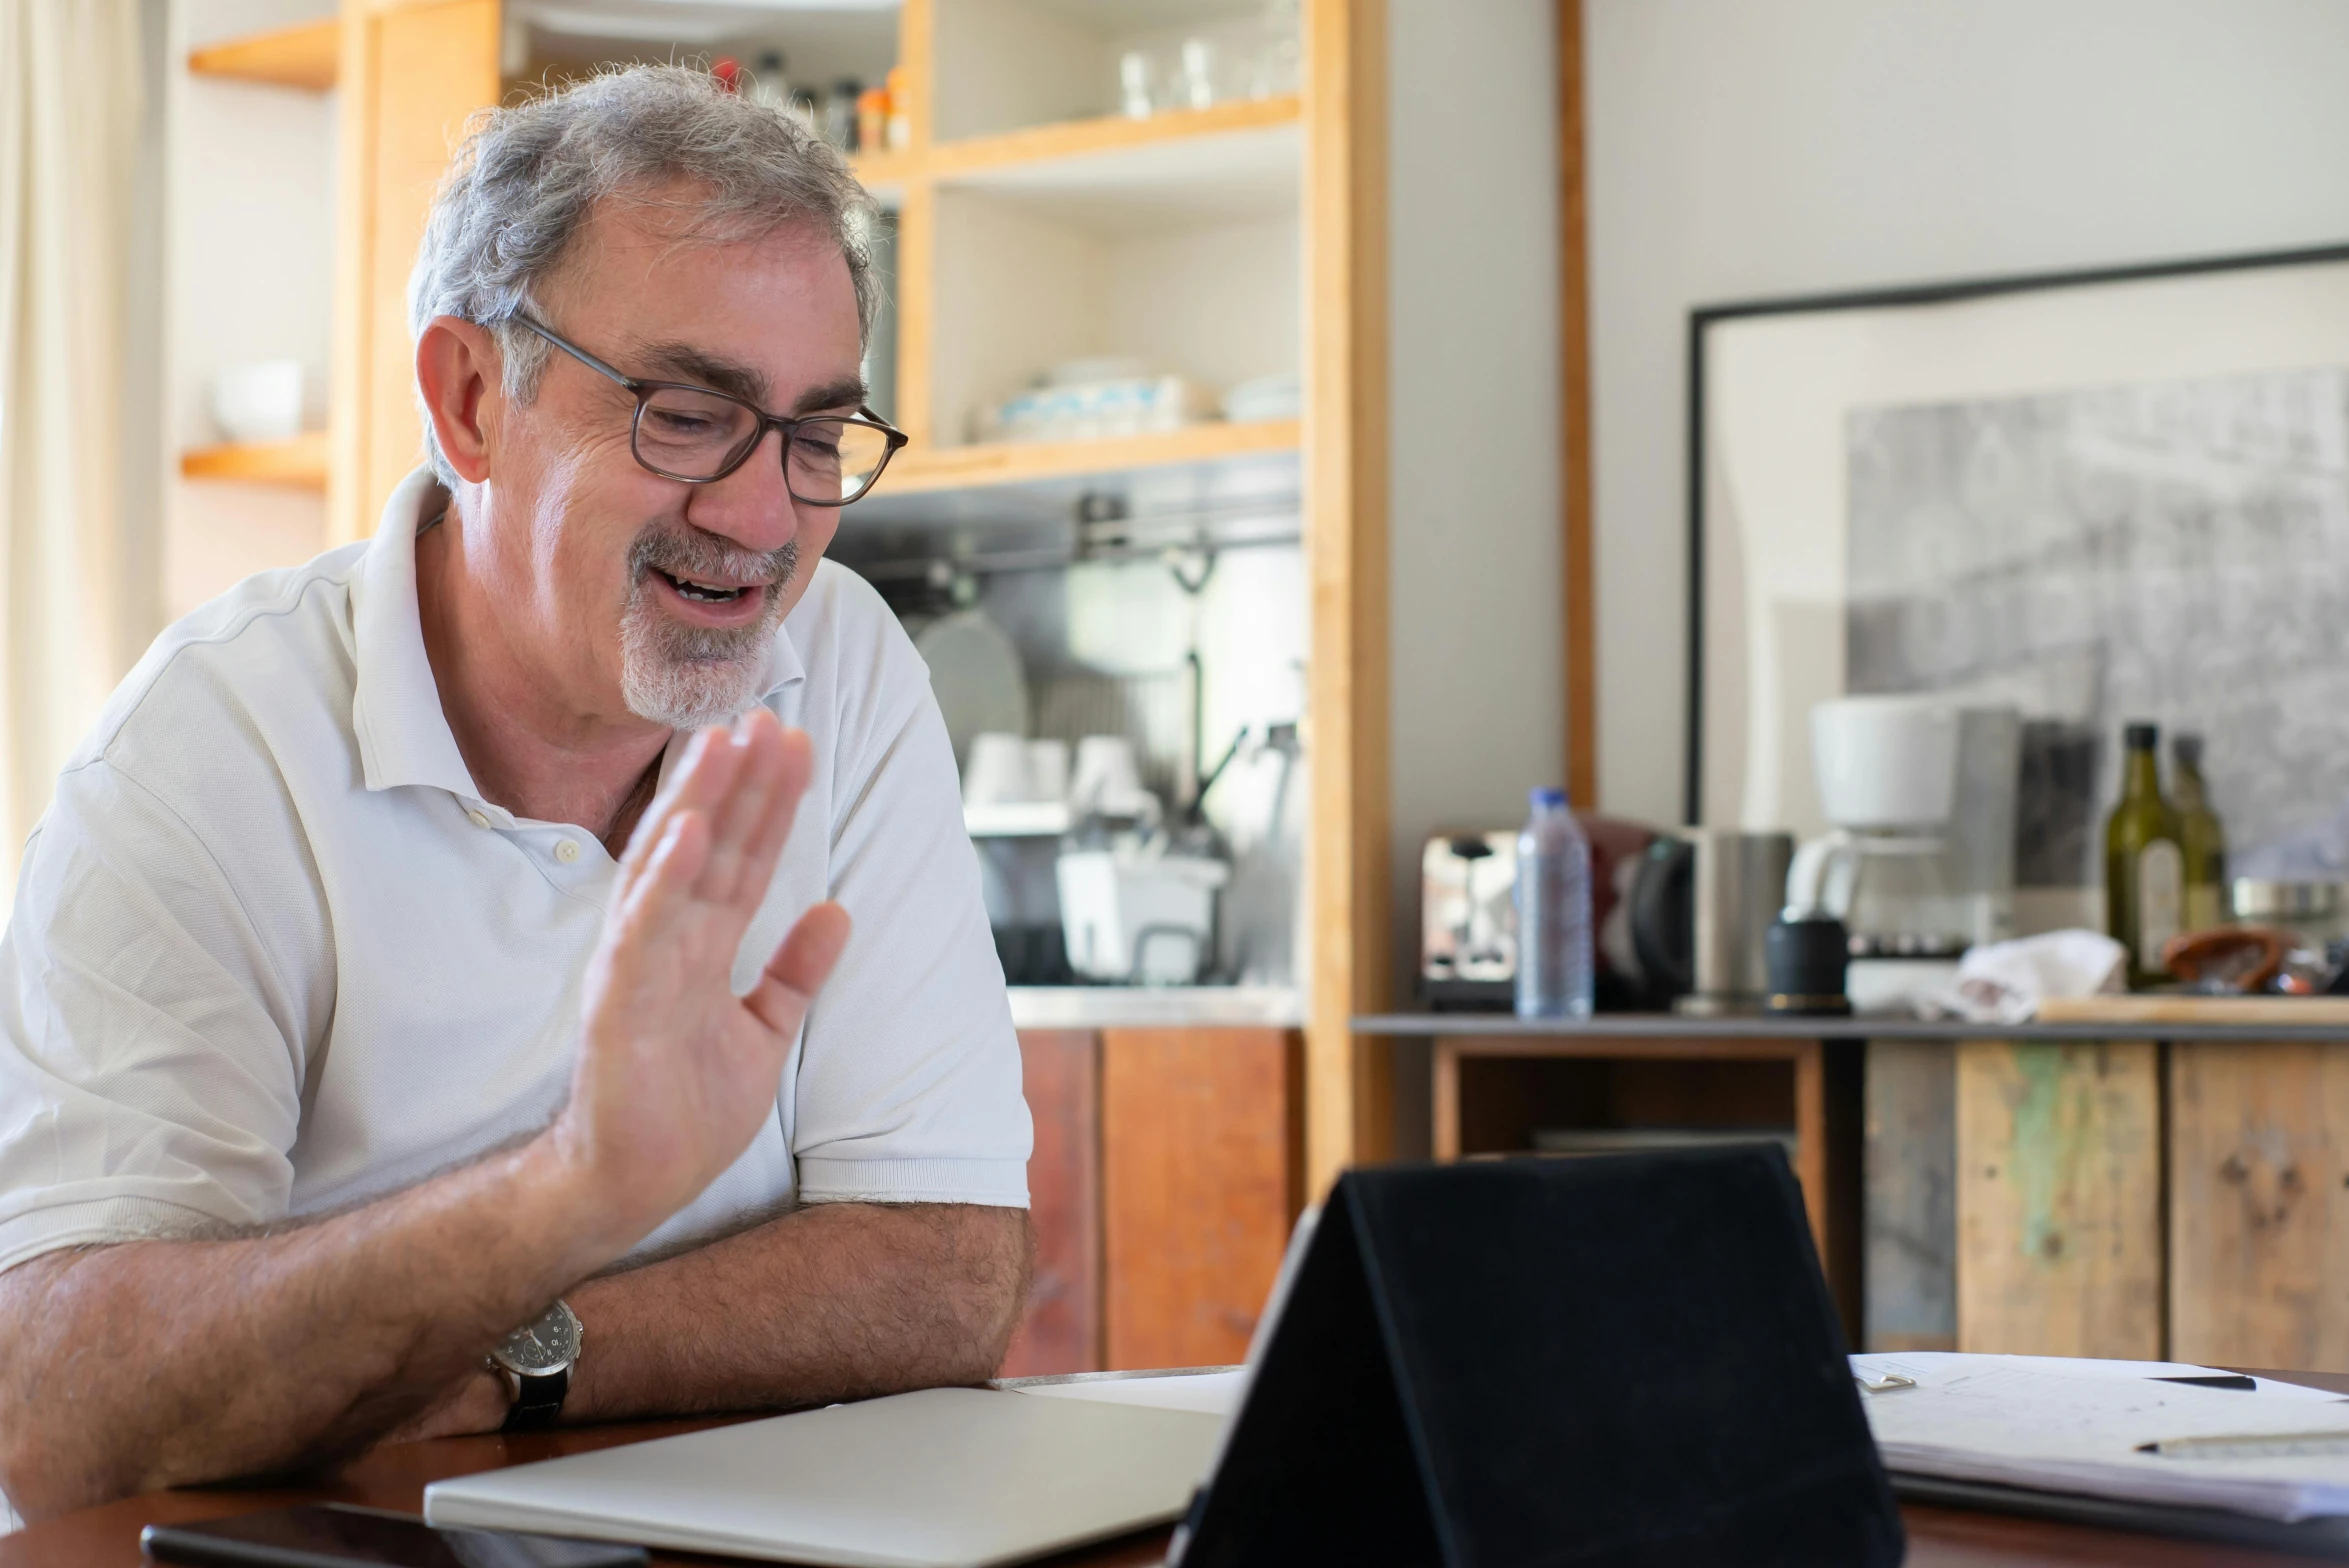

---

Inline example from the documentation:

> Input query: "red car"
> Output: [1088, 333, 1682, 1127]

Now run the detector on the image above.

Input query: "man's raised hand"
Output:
[554, 709, 850, 1257]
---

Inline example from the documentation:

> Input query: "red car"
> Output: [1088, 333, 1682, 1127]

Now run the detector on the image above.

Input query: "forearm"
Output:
[562, 1201, 1031, 1422]
[0, 1135, 618, 1520]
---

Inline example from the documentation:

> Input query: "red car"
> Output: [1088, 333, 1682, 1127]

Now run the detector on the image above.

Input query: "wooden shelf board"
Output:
[926, 99, 1300, 230]
[881, 419, 1299, 496]
[180, 433, 330, 489]
[187, 18, 339, 92]
[930, 95, 1299, 177]
[848, 150, 918, 206]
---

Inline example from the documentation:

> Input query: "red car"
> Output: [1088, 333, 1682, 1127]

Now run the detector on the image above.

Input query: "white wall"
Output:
[165, 0, 338, 623]
[1585, 0, 2349, 827]
[1386, 0, 1565, 986]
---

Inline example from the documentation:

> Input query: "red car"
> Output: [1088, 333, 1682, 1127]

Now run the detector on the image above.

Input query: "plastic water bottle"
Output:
[1514, 787, 1594, 1019]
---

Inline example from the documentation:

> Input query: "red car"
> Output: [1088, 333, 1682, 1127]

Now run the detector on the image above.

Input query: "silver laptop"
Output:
[422, 1384, 1227, 1568]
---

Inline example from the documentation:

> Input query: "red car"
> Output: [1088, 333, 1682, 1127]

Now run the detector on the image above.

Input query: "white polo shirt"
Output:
[0, 470, 1030, 1277]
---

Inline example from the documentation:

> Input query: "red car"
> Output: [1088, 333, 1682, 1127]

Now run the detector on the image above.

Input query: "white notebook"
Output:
[1853, 1352, 2349, 1522]
[422, 1386, 1225, 1568]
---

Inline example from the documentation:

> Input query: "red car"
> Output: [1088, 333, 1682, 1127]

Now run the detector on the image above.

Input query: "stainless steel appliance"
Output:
[1672, 829, 1795, 1016]
[1420, 831, 1518, 1010]
[1419, 817, 1663, 1011]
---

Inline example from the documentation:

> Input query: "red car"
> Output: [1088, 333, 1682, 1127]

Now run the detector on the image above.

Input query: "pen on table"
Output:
[2138, 1430, 2349, 1458]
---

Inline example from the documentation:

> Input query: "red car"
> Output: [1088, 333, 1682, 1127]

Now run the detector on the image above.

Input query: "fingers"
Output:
[616, 806, 710, 933]
[614, 710, 815, 914]
[617, 725, 737, 882]
[729, 724, 813, 906]
[700, 712, 814, 909]
[743, 901, 851, 1036]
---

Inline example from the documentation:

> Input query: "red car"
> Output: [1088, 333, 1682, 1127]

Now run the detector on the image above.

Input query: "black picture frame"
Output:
[1684, 240, 2349, 828]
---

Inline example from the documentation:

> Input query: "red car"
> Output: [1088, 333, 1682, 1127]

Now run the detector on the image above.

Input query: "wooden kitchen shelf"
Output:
[883, 418, 1300, 495]
[188, 18, 339, 92]
[180, 432, 330, 489]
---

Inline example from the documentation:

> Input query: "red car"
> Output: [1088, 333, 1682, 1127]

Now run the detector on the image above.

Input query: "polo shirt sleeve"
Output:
[787, 659, 1032, 1210]
[0, 757, 310, 1275]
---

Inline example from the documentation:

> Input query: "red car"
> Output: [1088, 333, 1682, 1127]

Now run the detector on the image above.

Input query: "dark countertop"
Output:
[1353, 1012, 2349, 1043]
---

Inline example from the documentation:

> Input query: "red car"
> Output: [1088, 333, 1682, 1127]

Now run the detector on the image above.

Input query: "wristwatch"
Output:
[488, 1298, 581, 1431]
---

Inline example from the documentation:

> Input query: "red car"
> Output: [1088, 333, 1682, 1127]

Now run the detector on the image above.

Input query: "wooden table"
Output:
[12, 1371, 2349, 1568]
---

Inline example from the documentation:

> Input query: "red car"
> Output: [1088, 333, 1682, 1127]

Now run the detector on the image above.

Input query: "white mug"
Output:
[1026, 738, 1070, 804]
[1070, 735, 1143, 814]
[963, 732, 1034, 807]
[209, 360, 305, 445]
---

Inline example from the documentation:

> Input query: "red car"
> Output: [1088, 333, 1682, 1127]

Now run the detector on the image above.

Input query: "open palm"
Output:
[564, 710, 851, 1245]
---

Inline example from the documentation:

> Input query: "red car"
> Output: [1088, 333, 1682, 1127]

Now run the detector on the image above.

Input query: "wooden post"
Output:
[329, 0, 502, 545]
[1556, 0, 1596, 808]
[2170, 1040, 2349, 1369]
[1955, 1040, 2163, 1358]
[1302, 0, 1393, 1197]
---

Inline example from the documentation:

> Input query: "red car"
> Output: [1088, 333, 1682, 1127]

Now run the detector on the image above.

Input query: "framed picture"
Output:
[1690, 243, 2349, 916]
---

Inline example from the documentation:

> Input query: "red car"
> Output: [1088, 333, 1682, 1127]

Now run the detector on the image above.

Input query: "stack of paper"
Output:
[1852, 1352, 2349, 1522]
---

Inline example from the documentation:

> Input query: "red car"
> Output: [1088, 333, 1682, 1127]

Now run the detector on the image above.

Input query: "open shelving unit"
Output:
[178, 17, 339, 501]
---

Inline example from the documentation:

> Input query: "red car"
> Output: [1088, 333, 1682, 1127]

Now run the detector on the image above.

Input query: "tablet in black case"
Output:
[1171, 1147, 1904, 1568]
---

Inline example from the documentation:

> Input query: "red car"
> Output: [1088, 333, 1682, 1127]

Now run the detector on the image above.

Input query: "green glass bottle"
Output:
[2106, 722, 2185, 989]
[2171, 732, 2227, 934]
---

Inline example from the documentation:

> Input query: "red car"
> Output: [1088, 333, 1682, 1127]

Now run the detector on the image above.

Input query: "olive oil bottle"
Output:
[2171, 732, 2227, 934]
[2106, 722, 2185, 988]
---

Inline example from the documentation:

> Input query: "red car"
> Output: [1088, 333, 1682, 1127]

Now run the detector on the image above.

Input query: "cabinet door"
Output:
[331, 0, 501, 543]
[1102, 1028, 1301, 1370]
[999, 1029, 1102, 1377]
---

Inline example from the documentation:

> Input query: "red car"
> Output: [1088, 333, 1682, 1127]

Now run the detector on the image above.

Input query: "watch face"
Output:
[493, 1300, 580, 1375]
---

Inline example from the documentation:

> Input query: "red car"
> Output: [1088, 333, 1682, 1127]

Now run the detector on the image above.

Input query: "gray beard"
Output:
[617, 522, 799, 730]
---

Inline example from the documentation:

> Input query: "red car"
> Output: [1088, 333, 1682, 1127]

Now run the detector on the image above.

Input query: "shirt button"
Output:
[467, 810, 492, 829]
[554, 838, 582, 864]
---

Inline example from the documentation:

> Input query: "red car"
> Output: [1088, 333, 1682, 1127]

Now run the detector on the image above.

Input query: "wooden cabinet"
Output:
[1004, 1025, 1303, 1377]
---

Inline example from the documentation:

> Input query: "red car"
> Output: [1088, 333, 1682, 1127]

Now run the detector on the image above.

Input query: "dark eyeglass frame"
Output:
[510, 311, 909, 506]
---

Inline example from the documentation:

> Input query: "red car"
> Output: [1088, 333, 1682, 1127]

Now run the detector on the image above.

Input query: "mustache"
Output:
[626, 521, 798, 595]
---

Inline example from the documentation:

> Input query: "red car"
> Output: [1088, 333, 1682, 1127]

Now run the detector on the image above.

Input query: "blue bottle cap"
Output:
[1530, 787, 1568, 809]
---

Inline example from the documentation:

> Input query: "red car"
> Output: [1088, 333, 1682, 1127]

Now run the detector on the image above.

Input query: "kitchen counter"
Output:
[1353, 1011, 2349, 1042]
[1011, 985, 1304, 1030]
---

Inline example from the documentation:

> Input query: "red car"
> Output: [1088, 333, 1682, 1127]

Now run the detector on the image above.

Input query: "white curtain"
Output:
[0, 0, 144, 892]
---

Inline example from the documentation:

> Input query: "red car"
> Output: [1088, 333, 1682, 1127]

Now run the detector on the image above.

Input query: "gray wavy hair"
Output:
[406, 64, 879, 487]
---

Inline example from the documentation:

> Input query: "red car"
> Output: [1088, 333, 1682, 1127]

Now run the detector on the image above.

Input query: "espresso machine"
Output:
[1786, 696, 2021, 1014]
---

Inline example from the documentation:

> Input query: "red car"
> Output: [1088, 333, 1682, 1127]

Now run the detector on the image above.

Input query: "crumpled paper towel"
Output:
[1919, 930, 2128, 1025]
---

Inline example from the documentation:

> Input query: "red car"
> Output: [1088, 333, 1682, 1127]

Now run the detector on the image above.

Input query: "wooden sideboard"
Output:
[1001, 1026, 1304, 1378]
[1365, 1013, 2349, 1369]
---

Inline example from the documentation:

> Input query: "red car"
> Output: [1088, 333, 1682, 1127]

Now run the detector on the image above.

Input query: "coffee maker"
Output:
[1786, 697, 2020, 1014]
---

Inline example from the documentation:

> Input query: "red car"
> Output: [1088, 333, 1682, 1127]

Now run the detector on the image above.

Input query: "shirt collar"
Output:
[349, 470, 481, 797]
[348, 468, 809, 799]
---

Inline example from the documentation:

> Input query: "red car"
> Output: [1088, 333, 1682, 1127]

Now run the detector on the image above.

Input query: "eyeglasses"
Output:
[510, 312, 908, 506]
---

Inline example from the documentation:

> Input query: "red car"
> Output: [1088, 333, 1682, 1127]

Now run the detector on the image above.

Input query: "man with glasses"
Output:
[0, 66, 1030, 1518]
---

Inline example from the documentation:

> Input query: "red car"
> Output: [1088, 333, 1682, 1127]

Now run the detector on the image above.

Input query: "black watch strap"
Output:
[501, 1365, 570, 1432]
